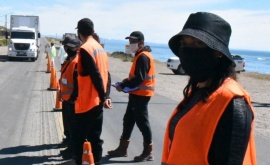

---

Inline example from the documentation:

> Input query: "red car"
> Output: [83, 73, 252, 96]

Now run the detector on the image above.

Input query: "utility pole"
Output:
[5, 14, 7, 45]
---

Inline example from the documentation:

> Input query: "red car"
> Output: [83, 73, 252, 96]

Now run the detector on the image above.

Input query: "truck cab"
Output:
[7, 15, 40, 61]
[8, 27, 40, 61]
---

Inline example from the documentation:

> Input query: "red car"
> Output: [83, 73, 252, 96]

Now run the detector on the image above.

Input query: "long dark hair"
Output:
[182, 55, 236, 104]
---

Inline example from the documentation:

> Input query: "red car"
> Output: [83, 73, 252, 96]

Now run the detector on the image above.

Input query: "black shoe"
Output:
[60, 147, 75, 159]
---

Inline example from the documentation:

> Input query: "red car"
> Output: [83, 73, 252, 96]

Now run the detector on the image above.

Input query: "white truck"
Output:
[62, 33, 77, 40]
[167, 55, 245, 75]
[7, 15, 40, 61]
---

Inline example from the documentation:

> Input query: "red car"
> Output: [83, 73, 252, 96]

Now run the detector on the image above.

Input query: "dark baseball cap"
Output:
[125, 31, 144, 41]
[76, 18, 94, 31]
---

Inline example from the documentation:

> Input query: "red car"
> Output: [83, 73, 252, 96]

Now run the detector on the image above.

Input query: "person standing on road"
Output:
[58, 36, 81, 158]
[45, 43, 50, 58]
[162, 12, 257, 165]
[57, 40, 68, 65]
[50, 42, 56, 62]
[107, 31, 156, 162]
[74, 18, 109, 165]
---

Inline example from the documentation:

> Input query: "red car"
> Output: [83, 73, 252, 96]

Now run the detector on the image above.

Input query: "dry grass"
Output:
[241, 72, 270, 81]
[108, 51, 134, 62]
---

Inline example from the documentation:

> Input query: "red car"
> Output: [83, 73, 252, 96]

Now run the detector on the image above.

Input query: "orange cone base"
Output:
[47, 87, 58, 91]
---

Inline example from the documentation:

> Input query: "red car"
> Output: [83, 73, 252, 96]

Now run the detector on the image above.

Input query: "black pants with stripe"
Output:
[121, 94, 152, 144]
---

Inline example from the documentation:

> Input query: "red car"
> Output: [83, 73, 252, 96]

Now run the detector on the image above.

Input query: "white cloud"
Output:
[212, 10, 270, 51]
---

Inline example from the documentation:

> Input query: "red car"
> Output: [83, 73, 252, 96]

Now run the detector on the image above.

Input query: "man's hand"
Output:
[116, 85, 122, 92]
[104, 99, 113, 109]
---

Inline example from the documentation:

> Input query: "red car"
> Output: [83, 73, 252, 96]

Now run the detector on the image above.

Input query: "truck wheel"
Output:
[172, 70, 178, 74]
[31, 58, 36, 62]
[177, 64, 185, 75]
[8, 57, 14, 61]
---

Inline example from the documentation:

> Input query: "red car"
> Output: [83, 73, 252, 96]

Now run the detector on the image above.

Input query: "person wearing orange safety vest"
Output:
[108, 31, 156, 162]
[74, 18, 111, 165]
[162, 12, 256, 165]
[58, 36, 81, 159]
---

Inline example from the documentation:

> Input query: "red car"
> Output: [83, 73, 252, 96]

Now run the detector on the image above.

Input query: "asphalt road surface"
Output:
[0, 38, 269, 165]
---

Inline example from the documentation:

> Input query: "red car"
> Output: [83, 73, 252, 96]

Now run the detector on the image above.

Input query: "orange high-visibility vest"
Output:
[75, 36, 108, 113]
[162, 78, 256, 165]
[129, 51, 156, 96]
[59, 55, 78, 101]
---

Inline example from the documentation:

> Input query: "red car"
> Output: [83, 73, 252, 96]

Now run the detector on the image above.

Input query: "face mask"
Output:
[65, 48, 77, 57]
[178, 47, 219, 82]
[129, 43, 139, 53]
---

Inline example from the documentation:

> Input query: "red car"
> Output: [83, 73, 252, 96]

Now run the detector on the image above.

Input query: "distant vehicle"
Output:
[232, 55, 245, 73]
[62, 33, 77, 40]
[7, 15, 40, 61]
[167, 55, 245, 75]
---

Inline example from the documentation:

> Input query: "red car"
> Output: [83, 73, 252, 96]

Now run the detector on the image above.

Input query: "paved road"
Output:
[0, 39, 269, 165]
[0, 39, 73, 165]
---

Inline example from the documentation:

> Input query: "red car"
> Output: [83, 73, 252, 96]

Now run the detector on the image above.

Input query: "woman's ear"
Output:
[138, 40, 144, 47]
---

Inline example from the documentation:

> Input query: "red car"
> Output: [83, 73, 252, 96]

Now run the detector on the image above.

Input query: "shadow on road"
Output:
[101, 155, 136, 164]
[0, 144, 68, 165]
[112, 101, 128, 104]
[0, 155, 62, 165]
[252, 101, 270, 108]
[0, 144, 60, 154]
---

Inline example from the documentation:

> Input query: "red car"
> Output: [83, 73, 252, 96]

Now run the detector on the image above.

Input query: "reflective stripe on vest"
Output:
[60, 91, 72, 95]
[60, 83, 74, 88]
[162, 78, 257, 165]
[75, 36, 108, 113]
[128, 51, 156, 96]
[59, 56, 78, 101]
[93, 49, 106, 57]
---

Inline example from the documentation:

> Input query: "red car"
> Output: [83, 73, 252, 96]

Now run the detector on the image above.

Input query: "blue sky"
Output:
[0, 0, 270, 51]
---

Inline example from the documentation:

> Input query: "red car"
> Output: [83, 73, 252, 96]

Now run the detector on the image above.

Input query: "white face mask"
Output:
[129, 43, 139, 53]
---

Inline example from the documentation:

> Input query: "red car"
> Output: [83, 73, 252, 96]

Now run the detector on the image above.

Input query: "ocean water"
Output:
[103, 39, 270, 74]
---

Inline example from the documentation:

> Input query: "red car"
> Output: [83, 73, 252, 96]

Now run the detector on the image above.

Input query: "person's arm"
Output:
[80, 49, 106, 103]
[120, 54, 150, 88]
[105, 72, 111, 99]
[68, 64, 78, 103]
[208, 97, 253, 165]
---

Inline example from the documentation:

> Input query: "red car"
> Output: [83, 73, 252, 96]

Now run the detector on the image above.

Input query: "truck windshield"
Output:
[11, 32, 35, 39]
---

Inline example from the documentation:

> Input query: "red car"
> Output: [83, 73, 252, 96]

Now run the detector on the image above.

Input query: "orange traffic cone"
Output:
[82, 140, 95, 165]
[53, 82, 62, 111]
[47, 60, 58, 91]
[46, 55, 51, 73]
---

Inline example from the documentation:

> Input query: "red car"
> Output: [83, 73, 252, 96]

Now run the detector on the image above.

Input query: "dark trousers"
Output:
[74, 103, 103, 165]
[122, 94, 152, 144]
[62, 101, 70, 140]
[62, 101, 76, 146]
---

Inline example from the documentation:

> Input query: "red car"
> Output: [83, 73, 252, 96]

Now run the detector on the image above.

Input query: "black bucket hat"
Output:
[63, 36, 81, 48]
[169, 12, 234, 64]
